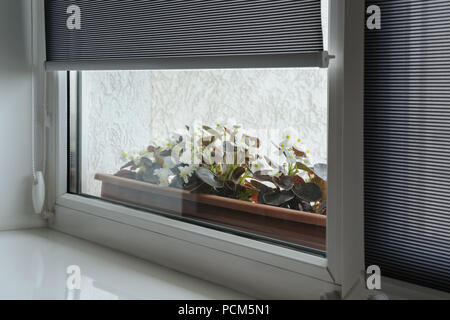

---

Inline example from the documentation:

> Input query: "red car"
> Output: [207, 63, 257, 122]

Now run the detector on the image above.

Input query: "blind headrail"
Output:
[45, 51, 332, 71]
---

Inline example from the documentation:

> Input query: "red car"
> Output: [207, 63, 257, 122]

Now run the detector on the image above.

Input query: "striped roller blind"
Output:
[45, 0, 326, 70]
[365, 0, 450, 292]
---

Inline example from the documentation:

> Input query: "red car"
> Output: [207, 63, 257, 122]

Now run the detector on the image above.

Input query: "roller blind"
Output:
[365, 0, 450, 292]
[45, 0, 327, 70]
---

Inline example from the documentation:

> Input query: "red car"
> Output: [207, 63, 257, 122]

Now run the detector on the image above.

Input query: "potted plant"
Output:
[95, 122, 327, 249]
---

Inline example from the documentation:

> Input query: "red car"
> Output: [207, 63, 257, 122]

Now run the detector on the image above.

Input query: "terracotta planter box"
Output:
[95, 173, 326, 251]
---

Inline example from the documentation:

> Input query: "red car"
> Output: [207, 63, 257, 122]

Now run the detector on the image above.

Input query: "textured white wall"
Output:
[152, 68, 328, 156]
[81, 71, 154, 195]
[0, 0, 45, 230]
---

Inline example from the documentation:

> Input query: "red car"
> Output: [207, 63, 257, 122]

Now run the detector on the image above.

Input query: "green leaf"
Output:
[169, 175, 184, 189]
[293, 147, 307, 158]
[231, 166, 246, 184]
[249, 179, 267, 191]
[120, 161, 135, 170]
[292, 183, 322, 202]
[272, 175, 294, 191]
[263, 191, 295, 206]
[295, 162, 315, 175]
[114, 170, 137, 180]
[140, 157, 153, 168]
[264, 156, 283, 171]
[142, 169, 159, 184]
[224, 180, 236, 192]
[253, 171, 275, 183]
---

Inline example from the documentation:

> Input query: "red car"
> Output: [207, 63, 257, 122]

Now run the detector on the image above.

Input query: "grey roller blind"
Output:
[45, 0, 327, 70]
[365, 0, 450, 292]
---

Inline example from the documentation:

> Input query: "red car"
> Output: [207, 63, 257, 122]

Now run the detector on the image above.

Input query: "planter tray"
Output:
[95, 173, 326, 250]
[95, 173, 326, 227]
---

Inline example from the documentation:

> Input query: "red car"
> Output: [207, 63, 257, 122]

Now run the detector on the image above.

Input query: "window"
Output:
[48, 0, 366, 298]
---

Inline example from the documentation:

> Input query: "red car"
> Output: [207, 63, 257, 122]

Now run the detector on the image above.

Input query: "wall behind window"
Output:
[0, 0, 45, 230]
[81, 71, 154, 195]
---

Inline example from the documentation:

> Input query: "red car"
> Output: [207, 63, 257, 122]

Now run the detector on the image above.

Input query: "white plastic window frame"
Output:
[44, 0, 365, 299]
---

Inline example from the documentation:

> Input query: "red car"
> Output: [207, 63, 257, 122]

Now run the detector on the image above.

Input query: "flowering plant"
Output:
[116, 122, 327, 215]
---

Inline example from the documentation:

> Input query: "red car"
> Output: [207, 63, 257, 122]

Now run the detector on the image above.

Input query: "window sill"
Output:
[52, 193, 338, 299]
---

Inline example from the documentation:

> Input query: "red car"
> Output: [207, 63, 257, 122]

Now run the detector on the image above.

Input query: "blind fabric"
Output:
[365, 0, 450, 292]
[45, 0, 325, 70]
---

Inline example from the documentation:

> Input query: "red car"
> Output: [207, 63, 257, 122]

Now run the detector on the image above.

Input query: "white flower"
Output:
[280, 127, 299, 148]
[293, 137, 304, 150]
[120, 150, 130, 162]
[278, 140, 290, 152]
[151, 135, 165, 149]
[154, 168, 173, 187]
[213, 117, 230, 132]
[163, 139, 176, 150]
[162, 156, 177, 169]
[152, 134, 178, 150]
[250, 158, 269, 173]
[179, 146, 202, 165]
[188, 122, 203, 140]
[120, 150, 139, 163]
[182, 123, 203, 154]
[234, 131, 248, 149]
[180, 149, 193, 165]
[179, 165, 195, 183]
[285, 150, 297, 164]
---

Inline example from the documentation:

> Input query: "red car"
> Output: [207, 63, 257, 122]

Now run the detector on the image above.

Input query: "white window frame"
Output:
[43, 0, 365, 299]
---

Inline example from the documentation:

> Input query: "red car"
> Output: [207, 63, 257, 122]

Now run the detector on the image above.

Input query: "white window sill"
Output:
[0, 228, 251, 300]
[52, 194, 339, 299]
